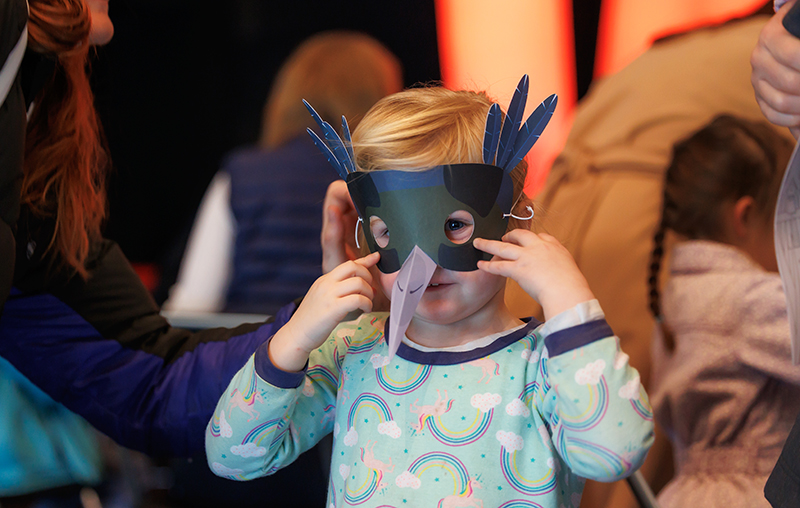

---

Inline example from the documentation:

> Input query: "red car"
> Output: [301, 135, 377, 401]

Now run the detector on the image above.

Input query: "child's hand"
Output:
[269, 252, 380, 372]
[474, 231, 594, 320]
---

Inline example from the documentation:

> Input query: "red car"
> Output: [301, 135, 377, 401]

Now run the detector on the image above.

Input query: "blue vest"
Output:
[225, 136, 337, 314]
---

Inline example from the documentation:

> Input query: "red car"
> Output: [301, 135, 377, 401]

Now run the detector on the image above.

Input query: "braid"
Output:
[648, 214, 677, 351]
[648, 219, 667, 321]
[648, 135, 681, 352]
[647, 114, 793, 352]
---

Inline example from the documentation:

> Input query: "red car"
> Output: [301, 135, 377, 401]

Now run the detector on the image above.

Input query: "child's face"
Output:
[377, 261, 508, 335]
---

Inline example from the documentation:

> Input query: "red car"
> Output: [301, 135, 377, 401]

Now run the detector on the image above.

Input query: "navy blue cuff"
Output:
[254, 337, 307, 389]
[544, 319, 614, 357]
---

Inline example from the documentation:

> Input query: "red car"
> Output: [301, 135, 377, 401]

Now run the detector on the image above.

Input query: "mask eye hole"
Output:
[369, 216, 389, 248]
[444, 210, 474, 244]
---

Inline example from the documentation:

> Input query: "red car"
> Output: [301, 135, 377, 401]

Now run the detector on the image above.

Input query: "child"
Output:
[206, 77, 654, 507]
[648, 114, 800, 508]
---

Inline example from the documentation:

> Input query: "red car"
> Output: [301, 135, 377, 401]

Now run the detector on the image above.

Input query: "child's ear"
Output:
[731, 195, 756, 239]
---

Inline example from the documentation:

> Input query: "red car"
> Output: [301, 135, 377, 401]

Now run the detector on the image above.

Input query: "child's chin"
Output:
[413, 302, 464, 324]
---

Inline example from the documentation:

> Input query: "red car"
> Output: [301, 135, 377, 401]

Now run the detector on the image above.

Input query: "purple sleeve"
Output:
[0, 287, 296, 457]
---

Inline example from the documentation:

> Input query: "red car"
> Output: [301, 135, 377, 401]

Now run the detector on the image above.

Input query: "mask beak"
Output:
[386, 245, 437, 361]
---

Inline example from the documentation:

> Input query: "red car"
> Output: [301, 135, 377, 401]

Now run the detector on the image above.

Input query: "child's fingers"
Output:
[473, 237, 521, 260]
[334, 276, 375, 301]
[329, 256, 377, 284]
[354, 251, 381, 269]
[342, 294, 374, 315]
[476, 259, 517, 277]
[501, 228, 541, 246]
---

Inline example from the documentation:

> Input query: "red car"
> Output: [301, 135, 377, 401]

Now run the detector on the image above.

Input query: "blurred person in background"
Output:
[163, 30, 402, 316]
[648, 114, 797, 508]
[0, 6, 322, 508]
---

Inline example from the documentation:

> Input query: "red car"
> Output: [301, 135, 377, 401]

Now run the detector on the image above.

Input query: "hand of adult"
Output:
[321, 180, 359, 273]
[752, 0, 800, 138]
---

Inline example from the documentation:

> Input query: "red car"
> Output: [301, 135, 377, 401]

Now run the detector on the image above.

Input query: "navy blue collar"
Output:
[386, 316, 540, 365]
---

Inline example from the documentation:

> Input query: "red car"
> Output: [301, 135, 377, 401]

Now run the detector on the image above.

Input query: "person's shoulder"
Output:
[269, 136, 333, 172]
[222, 136, 330, 179]
[736, 270, 785, 320]
[220, 145, 271, 174]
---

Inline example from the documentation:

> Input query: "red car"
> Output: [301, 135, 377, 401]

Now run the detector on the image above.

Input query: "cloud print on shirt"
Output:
[378, 420, 402, 438]
[471, 393, 501, 412]
[575, 359, 606, 385]
[496, 430, 524, 452]
[219, 411, 233, 438]
[395, 471, 421, 489]
[506, 398, 531, 417]
[344, 426, 359, 446]
[230, 442, 267, 458]
[212, 462, 244, 476]
[618, 375, 641, 400]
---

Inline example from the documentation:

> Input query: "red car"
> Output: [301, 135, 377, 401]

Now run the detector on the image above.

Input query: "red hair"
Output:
[22, 0, 108, 278]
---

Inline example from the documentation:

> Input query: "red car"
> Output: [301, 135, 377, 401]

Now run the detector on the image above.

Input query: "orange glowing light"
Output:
[595, 0, 768, 78]
[435, 0, 576, 196]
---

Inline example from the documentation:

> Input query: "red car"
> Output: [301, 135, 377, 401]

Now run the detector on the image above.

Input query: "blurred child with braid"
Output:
[648, 114, 800, 508]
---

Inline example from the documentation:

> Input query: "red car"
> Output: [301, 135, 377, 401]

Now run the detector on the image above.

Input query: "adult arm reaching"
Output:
[0, 0, 301, 458]
[1, 220, 297, 456]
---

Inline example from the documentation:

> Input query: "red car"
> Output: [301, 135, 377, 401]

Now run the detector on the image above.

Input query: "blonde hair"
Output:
[260, 31, 402, 149]
[351, 86, 531, 230]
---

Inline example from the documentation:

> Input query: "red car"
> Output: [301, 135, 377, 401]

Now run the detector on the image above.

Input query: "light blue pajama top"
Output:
[206, 305, 654, 507]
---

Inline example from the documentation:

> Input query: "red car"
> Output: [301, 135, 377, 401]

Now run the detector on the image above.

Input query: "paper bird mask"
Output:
[306, 75, 557, 359]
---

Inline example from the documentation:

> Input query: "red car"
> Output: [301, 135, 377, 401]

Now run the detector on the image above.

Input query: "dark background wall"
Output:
[91, 0, 603, 301]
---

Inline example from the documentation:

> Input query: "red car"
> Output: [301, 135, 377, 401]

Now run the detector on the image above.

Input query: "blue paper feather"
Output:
[306, 128, 348, 179]
[483, 103, 502, 165]
[496, 75, 529, 168]
[304, 99, 355, 177]
[341, 116, 356, 173]
[320, 121, 351, 170]
[503, 94, 557, 172]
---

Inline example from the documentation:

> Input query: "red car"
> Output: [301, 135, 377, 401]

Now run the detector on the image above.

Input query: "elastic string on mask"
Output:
[355, 217, 363, 249]
[503, 205, 535, 221]
[503, 191, 535, 221]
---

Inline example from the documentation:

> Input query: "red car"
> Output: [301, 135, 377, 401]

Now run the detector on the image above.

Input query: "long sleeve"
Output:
[1, 227, 296, 457]
[536, 319, 654, 482]
[206, 328, 343, 479]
